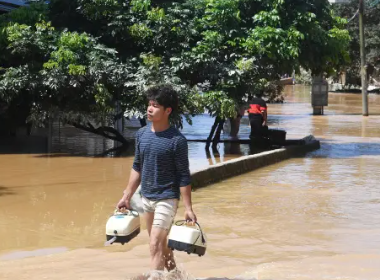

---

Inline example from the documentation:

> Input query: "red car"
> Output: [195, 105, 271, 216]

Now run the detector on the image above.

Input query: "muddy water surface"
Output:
[1, 85, 380, 280]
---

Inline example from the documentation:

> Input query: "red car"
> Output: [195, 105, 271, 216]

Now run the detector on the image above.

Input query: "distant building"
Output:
[328, 0, 350, 3]
[0, 0, 27, 13]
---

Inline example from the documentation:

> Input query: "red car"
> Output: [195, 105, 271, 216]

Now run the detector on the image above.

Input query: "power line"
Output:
[367, 0, 380, 8]
[347, 0, 380, 24]
[348, 8, 359, 22]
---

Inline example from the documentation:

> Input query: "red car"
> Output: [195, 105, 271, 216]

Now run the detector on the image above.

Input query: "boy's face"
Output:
[147, 100, 172, 123]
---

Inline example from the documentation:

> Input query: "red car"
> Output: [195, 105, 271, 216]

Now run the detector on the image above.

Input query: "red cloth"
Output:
[247, 104, 267, 115]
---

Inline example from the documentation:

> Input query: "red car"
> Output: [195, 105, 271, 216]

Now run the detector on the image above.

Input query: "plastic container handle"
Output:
[174, 220, 206, 244]
[114, 208, 139, 217]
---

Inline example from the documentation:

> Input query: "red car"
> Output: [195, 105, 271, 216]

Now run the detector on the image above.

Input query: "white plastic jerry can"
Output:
[168, 220, 207, 257]
[105, 209, 140, 245]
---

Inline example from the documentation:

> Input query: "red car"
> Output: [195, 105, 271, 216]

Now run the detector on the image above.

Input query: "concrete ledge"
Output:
[190, 135, 320, 189]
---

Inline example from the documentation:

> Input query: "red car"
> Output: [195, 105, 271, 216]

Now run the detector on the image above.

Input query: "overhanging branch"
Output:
[68, 121, 129, 146]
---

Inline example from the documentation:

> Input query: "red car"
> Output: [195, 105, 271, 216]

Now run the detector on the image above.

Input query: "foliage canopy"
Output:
[0, 0, 350, 140]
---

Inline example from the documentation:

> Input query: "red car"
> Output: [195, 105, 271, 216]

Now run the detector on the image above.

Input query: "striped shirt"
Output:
[132, 125, 191, 200]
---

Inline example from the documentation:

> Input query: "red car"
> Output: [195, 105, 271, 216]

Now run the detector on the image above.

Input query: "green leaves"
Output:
[130, 0, 151, 13]
[203, 0, 240, 28]
[0, 66, 34, 100]
[1, 18, 138, 127]
[78, 0, 122, 20]
[254, 10, 281, 26]
[129, 23, 153, 39]
[0, 0, 351, 131]
[94, 83, 112, 108]
[201, 91, 237, 119]
[333, 0, 380, 86]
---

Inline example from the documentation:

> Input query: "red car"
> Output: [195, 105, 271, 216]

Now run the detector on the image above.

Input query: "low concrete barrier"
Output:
[191, 135, 320, 189]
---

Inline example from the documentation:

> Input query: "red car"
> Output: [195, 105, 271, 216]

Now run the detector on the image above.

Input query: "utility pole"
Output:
[359, 0, 369, 116]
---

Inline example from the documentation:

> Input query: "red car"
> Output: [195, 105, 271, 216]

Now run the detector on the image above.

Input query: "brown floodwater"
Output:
[1, 85, 380, 280]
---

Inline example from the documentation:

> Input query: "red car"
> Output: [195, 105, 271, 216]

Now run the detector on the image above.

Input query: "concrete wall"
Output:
[190, 135, 320, 189]
[0, 135, 48, 154]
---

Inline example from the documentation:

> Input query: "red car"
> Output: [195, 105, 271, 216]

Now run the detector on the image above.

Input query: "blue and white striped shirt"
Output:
[132, 125, 191, 200]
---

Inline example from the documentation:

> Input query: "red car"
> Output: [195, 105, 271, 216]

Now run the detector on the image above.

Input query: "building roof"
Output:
[0, 0, 27, 12]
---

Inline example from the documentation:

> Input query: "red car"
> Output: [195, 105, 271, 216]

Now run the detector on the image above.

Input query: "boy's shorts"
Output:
[141, 196, 179, 231]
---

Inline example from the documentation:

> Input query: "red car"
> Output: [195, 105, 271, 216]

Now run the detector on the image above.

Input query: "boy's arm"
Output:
[175, 137, 197, 223]
[124, 132, 142, 199]
[180, 185, 197, 223]
[180, 184, 193, 211]
[123, 169, 141, 200]
[117, 131, 142, 209]
[117, 168, 141, 210]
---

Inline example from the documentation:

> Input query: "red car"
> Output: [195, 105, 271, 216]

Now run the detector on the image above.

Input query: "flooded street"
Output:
[1, 85, 380, 279]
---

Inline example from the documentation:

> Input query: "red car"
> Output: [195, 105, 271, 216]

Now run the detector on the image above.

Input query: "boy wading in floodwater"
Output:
[116, 84, 197, 276]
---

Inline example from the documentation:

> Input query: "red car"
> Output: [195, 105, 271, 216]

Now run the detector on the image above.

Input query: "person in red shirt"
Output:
[247, 93, 268, 139]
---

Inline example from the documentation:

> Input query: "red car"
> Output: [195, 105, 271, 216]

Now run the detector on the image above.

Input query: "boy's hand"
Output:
[185, 209, 197, 224]
[116, 195, 131, 210]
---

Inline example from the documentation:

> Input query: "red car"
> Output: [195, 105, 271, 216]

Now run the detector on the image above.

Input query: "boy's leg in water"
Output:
[163, 237, 176, 271]
[145, 212, 176, 272]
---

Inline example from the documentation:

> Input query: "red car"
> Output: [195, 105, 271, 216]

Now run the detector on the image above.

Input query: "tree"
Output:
[0, 3, 49, 135]
[1, 20, 127, 142]
[333, 0, 380, 87]
[68, 0, 350, 144]
[1, 0, 350, 149]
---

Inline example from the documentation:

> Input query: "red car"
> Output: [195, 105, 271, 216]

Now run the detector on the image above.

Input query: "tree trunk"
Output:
[229, 117, 240, 137]
[206, 117, 220, 149]
[212, 119, 225, 149]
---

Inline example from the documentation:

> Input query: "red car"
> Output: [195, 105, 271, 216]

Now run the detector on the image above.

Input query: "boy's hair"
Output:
[146, 84, 179, 115]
